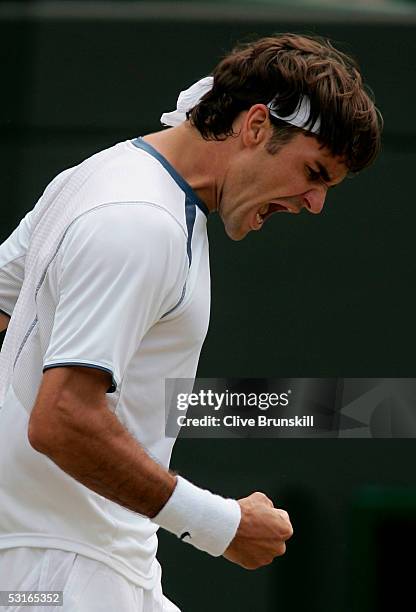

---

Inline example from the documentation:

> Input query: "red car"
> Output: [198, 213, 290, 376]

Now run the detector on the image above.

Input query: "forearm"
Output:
[31, 399, 176, 518]
[29, 368, 241, 557]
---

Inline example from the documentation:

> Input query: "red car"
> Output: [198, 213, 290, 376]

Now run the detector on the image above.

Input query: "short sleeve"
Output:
[42, 203, 187, 393]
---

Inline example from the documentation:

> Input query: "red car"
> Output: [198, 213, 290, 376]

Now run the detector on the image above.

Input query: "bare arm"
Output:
[0, 311, 10, 333]
[28, 366, 176, 517]
[28, 366, 293, 568]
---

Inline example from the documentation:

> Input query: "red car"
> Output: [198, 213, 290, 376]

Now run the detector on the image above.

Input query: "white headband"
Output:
[160, 75, 320, 134]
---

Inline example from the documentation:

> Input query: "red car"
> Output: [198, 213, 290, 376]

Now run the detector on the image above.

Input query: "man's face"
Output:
[218, 109, 348, 240]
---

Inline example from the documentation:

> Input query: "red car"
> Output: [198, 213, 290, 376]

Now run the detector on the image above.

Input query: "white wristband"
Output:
[151, 476, 241, 557]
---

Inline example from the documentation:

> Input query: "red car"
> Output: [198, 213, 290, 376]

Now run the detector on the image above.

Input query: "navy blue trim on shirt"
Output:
[184, 195, 196, 266]
[161, 283, 186, 319]
[43, 362, 117, 393]
[131, 137, 209, 218]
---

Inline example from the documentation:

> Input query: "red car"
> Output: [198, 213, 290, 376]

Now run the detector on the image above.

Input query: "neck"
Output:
[141, 123, 227, 213]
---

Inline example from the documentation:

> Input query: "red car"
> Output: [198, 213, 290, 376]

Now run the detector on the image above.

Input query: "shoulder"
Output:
[63, 202, 187, 258]
[53, 202, 189, 293]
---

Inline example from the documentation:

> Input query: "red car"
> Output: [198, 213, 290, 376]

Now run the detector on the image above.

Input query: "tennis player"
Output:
[0, 34, 381, 611]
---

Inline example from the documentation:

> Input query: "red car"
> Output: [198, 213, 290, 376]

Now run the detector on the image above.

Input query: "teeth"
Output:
[259, 204, 269, 215]
[256, 213, 263, 225]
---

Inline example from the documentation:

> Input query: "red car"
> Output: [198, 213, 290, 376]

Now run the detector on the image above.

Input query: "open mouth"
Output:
[255, 202, 291, 226]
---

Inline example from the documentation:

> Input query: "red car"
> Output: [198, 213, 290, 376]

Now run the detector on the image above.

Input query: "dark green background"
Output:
[1, 5, 415, 611]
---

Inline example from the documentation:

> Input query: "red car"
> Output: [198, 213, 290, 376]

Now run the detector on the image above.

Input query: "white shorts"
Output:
[0, 548, 181, 612]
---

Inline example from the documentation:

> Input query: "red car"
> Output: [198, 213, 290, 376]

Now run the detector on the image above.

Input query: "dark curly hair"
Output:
[186, 34, 383, 173]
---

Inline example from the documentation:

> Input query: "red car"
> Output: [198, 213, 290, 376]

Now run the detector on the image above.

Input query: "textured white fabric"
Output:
[160, 76, 213, 127]
[0, 139, 211, 588]
[153, 476, 241, 557]
[268, 94, 321, 133]
[0, 210, 35, 317]
[0, 547, 181, 611]
[0, 168, 74, 319]
[160, 75, 321, 133]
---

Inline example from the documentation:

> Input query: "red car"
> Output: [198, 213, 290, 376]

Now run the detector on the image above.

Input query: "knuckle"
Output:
[242, 561, 258, 570]
[242, 554, 275, 570]
[282, 524, 294, 540]
[273, 523, 292, 540]
[257, 555, 276, 567]
[253, 491, 273, 506]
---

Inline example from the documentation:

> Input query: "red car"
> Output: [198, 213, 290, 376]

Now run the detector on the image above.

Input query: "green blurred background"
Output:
[1, 1, 416, 610]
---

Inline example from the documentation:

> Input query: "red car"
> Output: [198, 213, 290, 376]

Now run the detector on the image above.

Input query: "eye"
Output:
[306, 166, 321, 182]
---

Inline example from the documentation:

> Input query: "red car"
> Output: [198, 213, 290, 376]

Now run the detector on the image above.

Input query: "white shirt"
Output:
[0, 138, 211, 588]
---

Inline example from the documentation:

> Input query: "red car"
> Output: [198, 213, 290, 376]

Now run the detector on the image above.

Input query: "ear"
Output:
[241, 104, 271, 147]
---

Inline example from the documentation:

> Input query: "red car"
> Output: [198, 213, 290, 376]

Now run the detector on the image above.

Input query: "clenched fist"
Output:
[223, 491, 293, 569]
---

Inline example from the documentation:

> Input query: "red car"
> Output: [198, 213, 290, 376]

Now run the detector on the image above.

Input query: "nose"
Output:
[303, 188, 327, 215]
